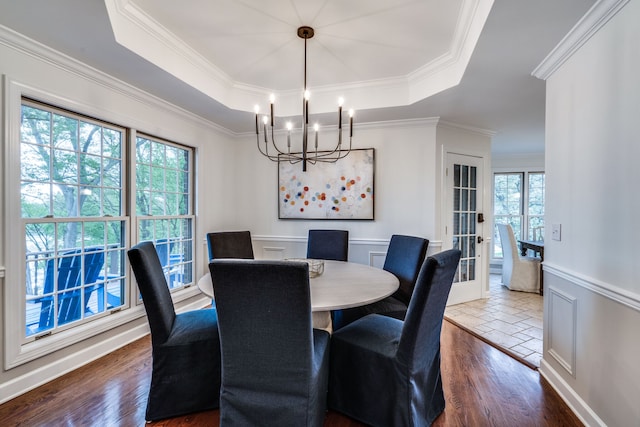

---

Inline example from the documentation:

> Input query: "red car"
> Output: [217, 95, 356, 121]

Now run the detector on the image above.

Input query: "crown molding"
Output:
[437, 120, 496, 137]
[0, 24, 234, 137]
[532, 0, 630, 80]
[104, 0, 492, 115]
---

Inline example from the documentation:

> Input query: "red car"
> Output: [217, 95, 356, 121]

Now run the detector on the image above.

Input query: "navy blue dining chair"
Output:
[333, 234, 429, 329]
[206, 230, 254, 260]
[306, 229, 349, 261]
[209, 259, 330, 427]
[328, 249, 461, 426]
[128, 241, 221, 421]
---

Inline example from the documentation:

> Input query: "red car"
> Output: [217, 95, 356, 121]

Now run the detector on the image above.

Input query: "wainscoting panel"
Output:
[252, 235, 392, 266]
[261, 246, 286, 260]
[369, 251, 386, 268]
[546, 286, 577, 377]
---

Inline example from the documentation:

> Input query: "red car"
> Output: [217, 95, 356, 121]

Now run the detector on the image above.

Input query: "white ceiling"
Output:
[0, 0, 596, 154]
[105, 0, 492, 116]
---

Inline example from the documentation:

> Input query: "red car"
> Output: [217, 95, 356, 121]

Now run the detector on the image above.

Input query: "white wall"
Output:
[492, 152, 544, 170]
[233, 120, 443, 263]
[535, 1, 640, 425]
[0, 27, 233, 401]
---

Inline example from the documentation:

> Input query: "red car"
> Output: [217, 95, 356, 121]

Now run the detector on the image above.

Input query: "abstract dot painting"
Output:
[278, 149, 374, 219]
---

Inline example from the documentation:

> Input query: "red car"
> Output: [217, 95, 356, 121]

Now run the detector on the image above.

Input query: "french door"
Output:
[444, 153, 486, 305]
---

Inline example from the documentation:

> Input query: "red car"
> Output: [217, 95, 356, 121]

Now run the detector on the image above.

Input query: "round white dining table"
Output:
[198, 260, 399, 333]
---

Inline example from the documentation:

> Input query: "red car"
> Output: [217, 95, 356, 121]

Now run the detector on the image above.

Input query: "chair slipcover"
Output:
[497, 224, 540, 292]
[333, 235, 429, 329]
[128, 241, 221, 421]
[209, 259, 330, 427]
[306, 229, 349, 261]
[328, 249, 461, 427]
[207, 230, 254, 261]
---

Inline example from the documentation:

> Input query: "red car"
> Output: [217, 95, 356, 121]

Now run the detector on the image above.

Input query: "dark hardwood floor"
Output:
[0, 320, 582, 426]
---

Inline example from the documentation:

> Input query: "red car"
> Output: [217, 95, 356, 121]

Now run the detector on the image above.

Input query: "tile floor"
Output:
[444, 274, 543, 367]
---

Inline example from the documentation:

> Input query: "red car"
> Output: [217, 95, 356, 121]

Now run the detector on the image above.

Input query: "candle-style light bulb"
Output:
[338, 97, 344, 107]
[269, 94, 275, 126]
[314, 123, 319, 149]
[262, 115, 268, 142]
[254, 105, 260, 134]
[349, 109, 354, 138]
[286, 122, 292, 149]
[304, 91, 309, 124]
[338, 97, 344, 129]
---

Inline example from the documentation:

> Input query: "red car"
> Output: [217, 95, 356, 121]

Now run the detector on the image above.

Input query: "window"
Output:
[493, 171, 545, 259]
[134, 135, 194, 290]
[21, 101, 127, 339]
[5, 92, 197, 368]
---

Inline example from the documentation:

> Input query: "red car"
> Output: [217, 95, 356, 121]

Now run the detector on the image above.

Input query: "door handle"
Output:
[477, 236, 484, 244]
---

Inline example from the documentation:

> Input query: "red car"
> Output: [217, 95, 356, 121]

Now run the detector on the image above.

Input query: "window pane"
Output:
[103, 158, 121, 188]
[21, 101, 126, 339]
[80, 153, 101, 184]
[52, 114, 78, 150]
[22, 182, 52, 218]
[21, 106, 51, 144]
[21, 143, 50, 182]
[136, 135, 194, 291]
[80, 122, 102, 155]
[53, 149, 78, 185]
[103, 128, 121, 159]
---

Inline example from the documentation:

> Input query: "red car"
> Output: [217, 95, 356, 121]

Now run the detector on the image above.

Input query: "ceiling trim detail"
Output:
[104, 0, 494, 116]
[532, 0, 629, 80]
[0, 24, 233, 136]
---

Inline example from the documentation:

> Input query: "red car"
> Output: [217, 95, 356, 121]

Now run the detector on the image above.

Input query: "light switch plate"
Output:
[551, 224, 561, 241]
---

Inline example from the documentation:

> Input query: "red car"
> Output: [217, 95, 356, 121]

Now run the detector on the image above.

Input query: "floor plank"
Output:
[0, 321, 582, 426]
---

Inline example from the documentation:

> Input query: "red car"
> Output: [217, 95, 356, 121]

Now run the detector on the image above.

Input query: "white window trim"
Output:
[3, 78, 200, 369]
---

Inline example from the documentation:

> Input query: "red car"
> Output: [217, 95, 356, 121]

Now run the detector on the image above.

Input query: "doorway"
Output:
[444, 153, 486, 305]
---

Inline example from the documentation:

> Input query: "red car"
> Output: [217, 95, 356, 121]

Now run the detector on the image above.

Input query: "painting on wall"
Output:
[278, 148, 374, 220]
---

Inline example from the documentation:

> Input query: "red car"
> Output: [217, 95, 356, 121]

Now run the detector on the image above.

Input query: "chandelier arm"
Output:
[255, 132, 282, 162]
[268, 126, 298, 157]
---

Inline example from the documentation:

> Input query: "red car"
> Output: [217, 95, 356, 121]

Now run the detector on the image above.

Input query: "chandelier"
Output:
[254, 26, 353, 172]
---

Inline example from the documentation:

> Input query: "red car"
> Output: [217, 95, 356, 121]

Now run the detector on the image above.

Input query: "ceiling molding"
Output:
[438, 120, 496, 137]
[408, 0, 494, 104]
[532, 0, 629, 80]
[105, 0, 493, 115]
[0, 24, 234, 137]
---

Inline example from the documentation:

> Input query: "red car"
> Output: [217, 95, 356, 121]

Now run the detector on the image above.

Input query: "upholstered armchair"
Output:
[497, 224, 540, 292]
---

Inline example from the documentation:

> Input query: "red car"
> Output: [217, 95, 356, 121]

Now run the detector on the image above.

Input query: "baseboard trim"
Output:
[0, 297, 210, 405]
[539, 359, 606, 427]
